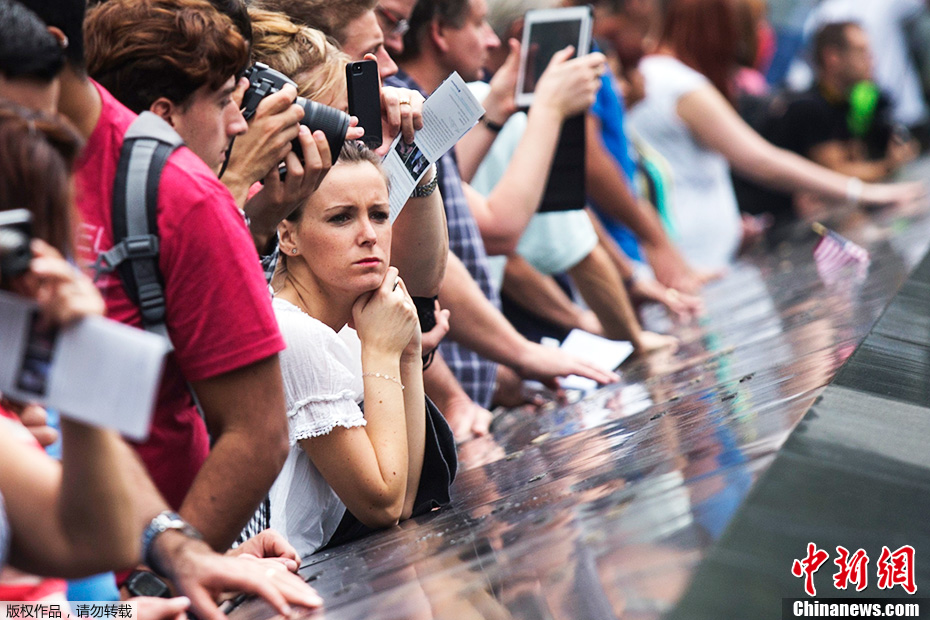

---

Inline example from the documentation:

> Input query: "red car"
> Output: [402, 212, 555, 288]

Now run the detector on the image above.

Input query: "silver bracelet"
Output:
[362, 371, 405, 390]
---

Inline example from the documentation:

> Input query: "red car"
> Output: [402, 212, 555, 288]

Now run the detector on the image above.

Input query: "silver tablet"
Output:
[515, 6, 593, 108]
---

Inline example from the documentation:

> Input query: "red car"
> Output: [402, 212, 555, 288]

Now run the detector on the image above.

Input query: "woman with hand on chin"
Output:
[269, 142, 455, 558]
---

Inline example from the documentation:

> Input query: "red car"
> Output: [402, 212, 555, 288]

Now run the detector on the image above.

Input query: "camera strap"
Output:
[90, 112, 213, 423]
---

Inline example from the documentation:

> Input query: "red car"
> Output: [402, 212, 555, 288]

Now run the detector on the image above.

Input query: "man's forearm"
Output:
[178, 428, 285, 551]
[501, 255, 587, 332]
[584, 114, 673, 249]
[392, 165, 449, 297]
[184, 355, 289, 550]
[439, 252, 527, 366]
[477, 106, 565, 254]
[423, 351, 473, 411]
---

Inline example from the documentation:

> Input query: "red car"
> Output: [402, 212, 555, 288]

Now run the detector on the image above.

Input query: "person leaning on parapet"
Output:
[245, 11, 456, 556]
[453, 0, 691, 347]
[627, 0, 927, 268]
[252, 0, 491, 441]
[7, 0, 288, 564]
[250, 0, 498, 440]
[736, 21, 922, 237]
[246, 3, 503, 440]
[0, 96, 322, 619]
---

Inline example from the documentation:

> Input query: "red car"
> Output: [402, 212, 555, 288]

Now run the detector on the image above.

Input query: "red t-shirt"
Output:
[74, 82, 285, 510]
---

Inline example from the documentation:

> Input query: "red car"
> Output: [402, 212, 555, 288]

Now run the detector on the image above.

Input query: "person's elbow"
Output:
[353, 495, 404, 529]
[263, 419, 290, 473]
[481, 227, 520, 256]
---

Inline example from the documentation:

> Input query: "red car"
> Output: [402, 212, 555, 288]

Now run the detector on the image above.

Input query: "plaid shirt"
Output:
[388, 70, 499, 408]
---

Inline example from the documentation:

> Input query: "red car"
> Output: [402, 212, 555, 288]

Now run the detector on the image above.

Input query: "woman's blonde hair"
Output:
[248, 7, 349, 102]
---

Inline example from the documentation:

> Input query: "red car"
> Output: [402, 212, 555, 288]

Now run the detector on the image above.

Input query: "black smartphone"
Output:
[346, 59, 383, 149]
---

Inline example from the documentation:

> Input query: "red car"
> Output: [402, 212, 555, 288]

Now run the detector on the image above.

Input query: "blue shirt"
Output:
[387, 70, 500, 409]
[589, 70, 644, 262]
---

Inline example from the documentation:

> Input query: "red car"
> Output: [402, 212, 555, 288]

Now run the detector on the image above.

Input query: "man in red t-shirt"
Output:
[16, 0, 293, 552]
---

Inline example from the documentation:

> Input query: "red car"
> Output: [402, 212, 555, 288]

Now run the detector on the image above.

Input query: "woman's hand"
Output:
[364, 48, 424, 158]
[861, 180, 927, 212]
[227, 528, 301, 573]
[352, 266, 419, 358]
[11, 239, 105, 325]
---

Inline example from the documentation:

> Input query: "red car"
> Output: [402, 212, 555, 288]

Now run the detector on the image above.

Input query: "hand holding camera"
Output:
[354, 52, 425, 157]
[234, 63, 365, 249]
[20, 240, 105, 326]
[0, 209, 103, 325]
[222, 77, 305, 206]
[240, 63, 352, 165]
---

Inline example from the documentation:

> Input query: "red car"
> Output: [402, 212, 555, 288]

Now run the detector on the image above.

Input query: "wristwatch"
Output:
[125, 570, 171, 598]
[141, 510, 203, 576]
[481, 115, 505, 133]
[412, 166, 439, 197]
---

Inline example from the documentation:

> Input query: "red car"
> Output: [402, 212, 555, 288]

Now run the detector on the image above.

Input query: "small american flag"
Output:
[812, 222, 871, 284]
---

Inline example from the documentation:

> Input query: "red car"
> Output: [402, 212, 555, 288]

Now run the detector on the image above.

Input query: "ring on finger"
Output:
[393, 278, 400, 291]
[397, 98, 411, 106]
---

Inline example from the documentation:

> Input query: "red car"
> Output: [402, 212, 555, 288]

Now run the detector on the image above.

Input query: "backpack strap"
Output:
[91, 112, 184, 346]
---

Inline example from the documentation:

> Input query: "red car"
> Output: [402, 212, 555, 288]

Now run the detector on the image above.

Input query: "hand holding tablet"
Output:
[515, 6, 594, 108]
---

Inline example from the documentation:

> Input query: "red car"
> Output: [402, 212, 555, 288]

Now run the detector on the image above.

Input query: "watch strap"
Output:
[412, 167, 439, 198]
[481, 116, 505, 133]
[141, 510, 203, 576]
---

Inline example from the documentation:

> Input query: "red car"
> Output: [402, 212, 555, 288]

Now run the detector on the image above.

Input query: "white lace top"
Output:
[268, 298, 366, 558]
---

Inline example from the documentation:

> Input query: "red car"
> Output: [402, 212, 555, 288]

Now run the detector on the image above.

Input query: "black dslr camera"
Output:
[241, 63, 350, 165]
[0, 209, 33, 283]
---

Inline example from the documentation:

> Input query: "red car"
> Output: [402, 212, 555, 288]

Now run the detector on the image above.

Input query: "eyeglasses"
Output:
[376, 5, 409, 37]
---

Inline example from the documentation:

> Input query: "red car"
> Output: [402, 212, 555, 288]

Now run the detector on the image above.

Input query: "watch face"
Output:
[127, 571, 171, 598]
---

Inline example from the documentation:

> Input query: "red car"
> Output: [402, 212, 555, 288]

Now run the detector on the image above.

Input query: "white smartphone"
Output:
[515, 5, 593, 108]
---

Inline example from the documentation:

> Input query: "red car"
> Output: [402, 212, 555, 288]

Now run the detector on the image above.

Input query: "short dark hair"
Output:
[14, 0, 86, 70]
[813, 21, 860, 69]
[0, 0, 64, 81]
[399, 0, 472, 62]
[0, 100, 83, 258]
[84, 0, 249, 113]
[252, 0, 378, 44]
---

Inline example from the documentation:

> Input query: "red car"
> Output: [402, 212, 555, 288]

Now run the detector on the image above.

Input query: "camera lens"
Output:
[294, 97, 350, 165]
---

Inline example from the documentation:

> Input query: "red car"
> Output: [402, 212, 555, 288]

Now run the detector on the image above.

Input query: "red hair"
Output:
[660, 0, 738, 100]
